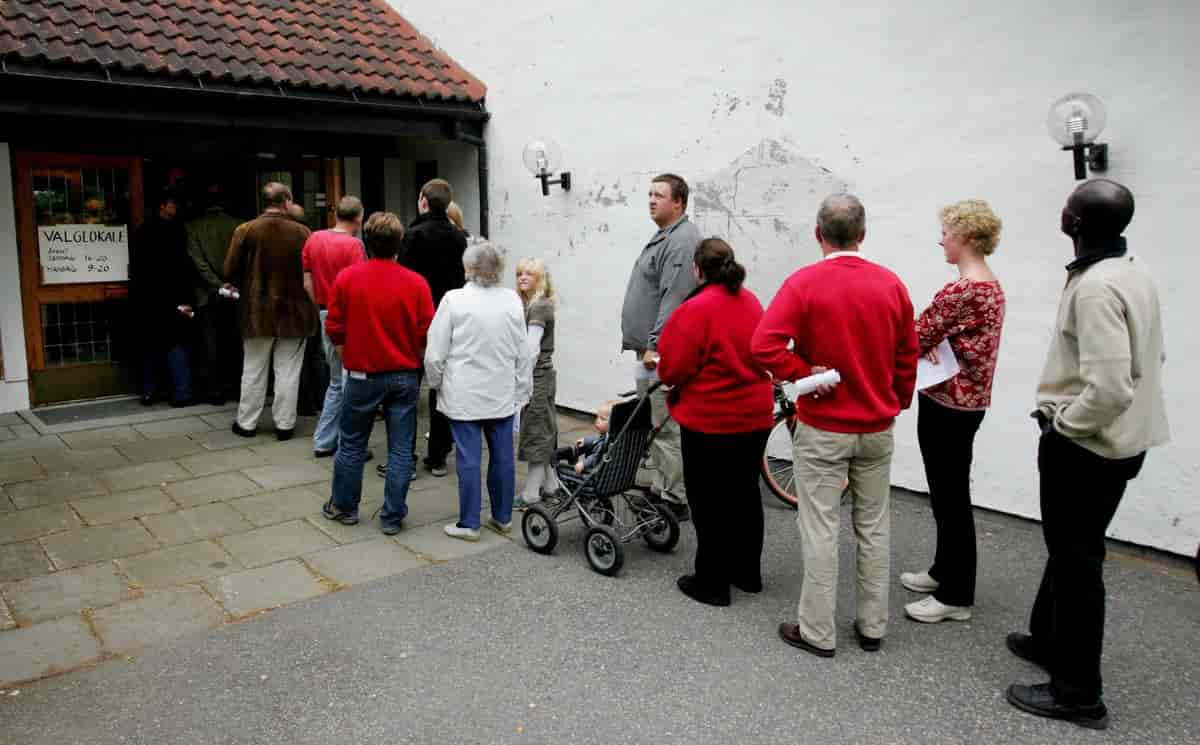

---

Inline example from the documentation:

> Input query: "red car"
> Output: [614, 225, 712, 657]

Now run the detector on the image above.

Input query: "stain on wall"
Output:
[765, 78, 787, 117]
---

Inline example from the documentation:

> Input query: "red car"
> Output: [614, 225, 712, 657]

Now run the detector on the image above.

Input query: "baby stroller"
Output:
[520, 384, 681, 576]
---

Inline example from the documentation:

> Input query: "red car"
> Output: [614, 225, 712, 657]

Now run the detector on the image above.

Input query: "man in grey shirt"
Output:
[620, 173, 700, 518]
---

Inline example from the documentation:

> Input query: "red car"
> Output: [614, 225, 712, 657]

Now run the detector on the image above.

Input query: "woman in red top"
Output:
[658, 238, 774, 607]
[901, 200, 1006, 624]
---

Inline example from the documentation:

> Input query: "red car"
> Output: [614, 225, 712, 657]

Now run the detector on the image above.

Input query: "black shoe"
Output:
[380, 521, 403, 536]
[854, 622, 882, 652]
[140, 393, 160, 407]
[1005, 683, 1109, 730]
[667, 501, 690, 523]
[1006, 632, 1049, 670]
[231, 422, 257, 438]
[731, 577, 763, 593]
[314, 447, 337, 458]
[321, 501, 360, 525]
[676, 575, 730, 607]
[376, 463, 387, 478]
[778, 622, 835, 658]
[275, 428, 294, 442]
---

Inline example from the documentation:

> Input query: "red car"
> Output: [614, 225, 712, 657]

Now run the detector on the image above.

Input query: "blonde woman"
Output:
[514, 257, 561, 507]
[902, 199, 1006, 624]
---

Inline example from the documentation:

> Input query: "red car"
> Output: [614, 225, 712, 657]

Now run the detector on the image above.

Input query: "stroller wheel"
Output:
[522, 505, 558, 555]
[642, 503, 680, 553]
[584, 525, 624, 576]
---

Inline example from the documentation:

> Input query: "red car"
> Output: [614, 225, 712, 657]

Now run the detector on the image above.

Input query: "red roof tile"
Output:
[0, 0, 486, 103]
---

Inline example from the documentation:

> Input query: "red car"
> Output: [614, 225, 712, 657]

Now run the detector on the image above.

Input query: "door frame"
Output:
[13, 151, 144, 405]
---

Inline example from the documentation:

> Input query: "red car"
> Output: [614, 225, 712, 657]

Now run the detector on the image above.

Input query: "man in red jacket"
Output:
[752, 193, 919, 658]
[322, 212, 435, 535]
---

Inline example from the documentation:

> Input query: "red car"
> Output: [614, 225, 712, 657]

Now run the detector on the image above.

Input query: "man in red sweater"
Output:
[303, 195, 366, 458]
[752, 193, 918, 658]
[323, 212, 435, 535]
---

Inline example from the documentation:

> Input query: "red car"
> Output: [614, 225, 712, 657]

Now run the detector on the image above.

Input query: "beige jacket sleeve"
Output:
[1053, 288, 1135, 439]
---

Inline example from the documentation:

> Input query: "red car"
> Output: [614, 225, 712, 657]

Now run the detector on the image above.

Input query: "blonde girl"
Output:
[514, 257, 561, 506]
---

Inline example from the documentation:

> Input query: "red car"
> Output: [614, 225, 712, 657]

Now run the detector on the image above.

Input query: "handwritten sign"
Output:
[37, 224, 129, 284]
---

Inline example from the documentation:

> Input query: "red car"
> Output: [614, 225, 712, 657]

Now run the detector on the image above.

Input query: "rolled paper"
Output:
[791, 369, 841, 396]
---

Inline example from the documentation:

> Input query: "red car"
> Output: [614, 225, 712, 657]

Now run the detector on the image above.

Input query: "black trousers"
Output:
[1030, 428, 1145, 704]
[424, 389, 453, 466]
[196, 298, 242, 400]
[916, 395, 986, 606]
[679, 426, 771, 595]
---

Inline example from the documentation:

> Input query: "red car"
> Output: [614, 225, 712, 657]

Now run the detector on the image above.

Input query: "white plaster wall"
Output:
[394, 0, 1198, 554]
[0, 143, 32, 413]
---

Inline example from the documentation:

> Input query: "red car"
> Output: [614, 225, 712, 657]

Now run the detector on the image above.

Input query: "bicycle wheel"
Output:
[761, 413, 798, 508]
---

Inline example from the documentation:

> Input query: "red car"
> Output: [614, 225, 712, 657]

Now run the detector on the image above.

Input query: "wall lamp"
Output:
[1047, 92, 1108, 180]
[523, 138, 571, 196]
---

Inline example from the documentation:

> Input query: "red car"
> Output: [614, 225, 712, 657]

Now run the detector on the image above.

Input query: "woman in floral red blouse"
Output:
[901, 199, 1006, 625]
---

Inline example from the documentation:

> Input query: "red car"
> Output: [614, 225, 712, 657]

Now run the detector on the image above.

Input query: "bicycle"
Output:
[760, 381, 800, 508]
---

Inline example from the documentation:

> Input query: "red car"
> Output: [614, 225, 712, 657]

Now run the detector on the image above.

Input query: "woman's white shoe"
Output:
[900, 570, 940, 593]
[905, 595, 972, 623]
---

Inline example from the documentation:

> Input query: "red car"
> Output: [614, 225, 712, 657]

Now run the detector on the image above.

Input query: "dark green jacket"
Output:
[186, 207, 241, 305]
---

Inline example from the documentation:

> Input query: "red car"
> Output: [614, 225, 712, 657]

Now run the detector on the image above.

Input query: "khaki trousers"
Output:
[236, 336, 307, 432]
[636, 379, 686, 503]
[792, 419, 894, 649]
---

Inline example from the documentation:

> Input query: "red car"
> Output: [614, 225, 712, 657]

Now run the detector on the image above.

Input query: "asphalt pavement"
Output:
[1, 490, 1197, 745]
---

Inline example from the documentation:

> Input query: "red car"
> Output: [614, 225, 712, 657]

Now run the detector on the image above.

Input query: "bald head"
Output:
[816, 193, 866, 251]
[1064, 179, 1135, 240]
[262, 182, 293, 209]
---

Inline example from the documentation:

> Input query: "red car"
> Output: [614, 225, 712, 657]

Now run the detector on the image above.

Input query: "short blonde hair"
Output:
[463, 241, 504, 287]
[515, 256, 555, 308]
[446, 201, 465, 231]
[939, 199, 1002, 256]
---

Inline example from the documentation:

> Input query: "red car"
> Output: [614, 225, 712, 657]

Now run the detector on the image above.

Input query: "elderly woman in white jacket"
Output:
[426, 242, 533, 541]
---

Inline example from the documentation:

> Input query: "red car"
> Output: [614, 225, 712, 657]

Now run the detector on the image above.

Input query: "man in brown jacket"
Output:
[223, 182, 318, 440]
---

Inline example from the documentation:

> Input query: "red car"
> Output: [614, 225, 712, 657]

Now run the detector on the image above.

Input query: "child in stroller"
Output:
[556, 400, 613, 476]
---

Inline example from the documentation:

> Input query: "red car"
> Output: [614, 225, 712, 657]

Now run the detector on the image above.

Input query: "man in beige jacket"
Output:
[1005, 179, 1169, 730]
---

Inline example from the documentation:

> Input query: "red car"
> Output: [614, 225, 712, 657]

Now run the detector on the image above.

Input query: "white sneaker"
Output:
[900, 570, 940, 593]
[905, 596, 972, 623]
[486, 517, 512, 535]
[443, 523, 481, 542]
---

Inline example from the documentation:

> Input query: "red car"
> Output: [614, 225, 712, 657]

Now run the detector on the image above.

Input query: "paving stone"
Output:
[229, 485, 326, 527]
[0, 593, 12, 630]
[0, 435, 67, 462]
[34, 448, 130, 475]
[304, 537, 427, 586]
[393, 521, 510, 561]
[0, 413, 24, 427]
[218, 520, 335, 568]
[247, 440, 322, 465]
[100, 460, 190, 492]
[59, 426, 145, 451]
[305, 515, 383, 545]
[115, 436, 205, 464]
[177, 448, 270, 478]
[117, 541, 240, 589]
[0, 494, 13, 512]
[2, 561, 129, 625]
[193, 429, 261, 451]
[0, 541, 53, 582]
[141, 503, 253, 545]
[91, 586, 226, 656]
[0, 427, 15, 442]
[203, 559, 327, 618]
[198, 413, 233, 428]
[40, 521, 159, 570]
[0, 457, 43, 486]
[0, 504, 81, 545]
[6, 473, 108, 509]
[0, 615, 103, 688]
[8, 423, 40, 439]
[71, 488, 176, 526]
[134, 417, 214, 440]
[165, 472, 261, 507]
[395, 488, 460, 528]
[241, 462, 331, 491]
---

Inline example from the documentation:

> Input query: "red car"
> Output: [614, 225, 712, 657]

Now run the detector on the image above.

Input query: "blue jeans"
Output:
[450, 416, 515, 530]
[330, 370, 419, 527]
[313, 310, 344, 453]
[143, 342, 192, 403]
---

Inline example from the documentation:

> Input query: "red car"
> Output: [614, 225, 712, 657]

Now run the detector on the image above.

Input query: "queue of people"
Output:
[133, 166, 1166, 732]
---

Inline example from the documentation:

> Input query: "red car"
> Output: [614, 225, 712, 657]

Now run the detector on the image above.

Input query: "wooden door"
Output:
[13, 152, 144, 405]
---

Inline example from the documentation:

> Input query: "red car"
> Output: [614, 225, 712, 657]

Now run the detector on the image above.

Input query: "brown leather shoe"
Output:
[778, 623, 835, 658]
